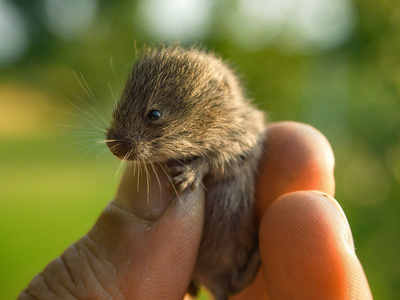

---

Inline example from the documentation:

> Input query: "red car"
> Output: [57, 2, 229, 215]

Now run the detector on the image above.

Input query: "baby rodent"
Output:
[106, 44, 266, 300]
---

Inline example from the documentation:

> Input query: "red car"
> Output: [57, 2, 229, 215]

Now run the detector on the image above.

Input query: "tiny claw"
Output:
[168, 165, 185, 176]
[172, 173, 185, 185]
[168, 159, 206, 194]
[172, 176, 189, 193]
[177, 182, 189, 193]
[190, 178, 200, 191]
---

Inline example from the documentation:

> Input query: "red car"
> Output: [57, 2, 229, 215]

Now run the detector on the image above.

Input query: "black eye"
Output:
[147, 110, 162, 122]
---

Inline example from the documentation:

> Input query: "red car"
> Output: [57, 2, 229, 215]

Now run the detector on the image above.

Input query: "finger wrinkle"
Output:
[55, 256, 81, 298]
[21, 271, 70, 300]
[42, 271, 64, 299]
[18, 291, 40, 300]
[59, 245, 91, 297]
[81, 235, 118, 277]
[60, 254, 76, 286]
[77, 239, 118, 299]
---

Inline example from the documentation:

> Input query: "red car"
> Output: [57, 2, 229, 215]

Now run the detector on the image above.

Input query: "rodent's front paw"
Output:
[168, 161, 203, 194]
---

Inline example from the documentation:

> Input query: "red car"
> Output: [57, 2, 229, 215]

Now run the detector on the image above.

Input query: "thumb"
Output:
[19, 163, 205, 300]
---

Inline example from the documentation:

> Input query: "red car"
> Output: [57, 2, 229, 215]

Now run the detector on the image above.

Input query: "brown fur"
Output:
[106, 44, 266, 299]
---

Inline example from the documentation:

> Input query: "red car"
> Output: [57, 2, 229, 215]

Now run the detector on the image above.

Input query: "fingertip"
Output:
[256, 122, 335, 218]
[259, 191, 372, 299]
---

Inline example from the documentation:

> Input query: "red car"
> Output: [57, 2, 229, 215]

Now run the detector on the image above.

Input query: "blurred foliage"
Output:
[0, 0, 399, 299]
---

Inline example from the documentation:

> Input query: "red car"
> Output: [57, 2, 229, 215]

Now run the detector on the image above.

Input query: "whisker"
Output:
[72, 143, 100, 154]
[62, 139, 103, 149]
[80, 72, 99, 104]
[108, 143, 120, 153]
[53, 108, 105, 132]
[143, 159, 150, 203]
[129, 160, 136, 178]
[155, 159, 181, 203]
[88, 103, 111, 128]
[65, 134, 102, 139]
[109, 56, 117, 80]
[108, 82, 118, 104]
[196, 176, 207, 191]
[89, 125, 107, 133]
[73, 70, 97, 105]
[96, 139, 119, 144]
[126, 161, 134, 180]
[134, 40, 138, 60]
[71, 92, 109, 128]
[115, 149, 131, 177]
[149, 159, 163, 199]
[132, 160, 138, 190]
[129, 160, 135, 176]
[53, 108, 92, 122]
[66, 99, 97, 122]
[95, 147, 112, 159]
[56, 72, 116, 166]
[64, 129, 104, 136]
[72, 74, 112, 130]
[137, 158, 142, 191]
[55, 123, 85, 129]
[92, 146, 109, 158]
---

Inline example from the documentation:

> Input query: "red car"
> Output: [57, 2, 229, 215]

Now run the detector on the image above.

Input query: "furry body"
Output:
[106, 45, 266, 299]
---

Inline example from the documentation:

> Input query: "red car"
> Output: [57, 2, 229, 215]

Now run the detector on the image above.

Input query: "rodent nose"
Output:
[107, 140, 134, 159]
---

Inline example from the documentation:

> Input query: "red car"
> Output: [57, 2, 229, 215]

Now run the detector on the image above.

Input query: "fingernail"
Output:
[113, 162, 173, 222]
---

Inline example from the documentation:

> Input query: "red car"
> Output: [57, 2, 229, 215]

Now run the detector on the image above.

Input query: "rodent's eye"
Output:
[146, 110, 162, 122]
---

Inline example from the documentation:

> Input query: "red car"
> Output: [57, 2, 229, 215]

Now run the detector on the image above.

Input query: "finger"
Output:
[19, 163, 205, 300]
[259, 191, 372, 299]
[233, 122, 337, 299]
[255, 121, 335, 220]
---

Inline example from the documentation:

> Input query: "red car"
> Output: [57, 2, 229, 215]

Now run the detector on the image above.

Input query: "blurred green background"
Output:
[0, 0, 399, 299]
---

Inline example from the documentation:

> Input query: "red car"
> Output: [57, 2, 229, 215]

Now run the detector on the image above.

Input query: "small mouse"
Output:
[106, 44, 266, 300]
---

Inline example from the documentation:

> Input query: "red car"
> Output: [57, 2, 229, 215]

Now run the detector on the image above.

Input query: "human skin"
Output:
[18, 121, 373, 300]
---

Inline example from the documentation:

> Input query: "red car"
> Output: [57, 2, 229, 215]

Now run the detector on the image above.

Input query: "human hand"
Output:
[232, 122, 373, 299]
[18, 121, 372, 300]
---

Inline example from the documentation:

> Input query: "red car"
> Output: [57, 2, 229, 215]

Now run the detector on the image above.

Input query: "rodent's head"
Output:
[106, 44, 262, 162]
